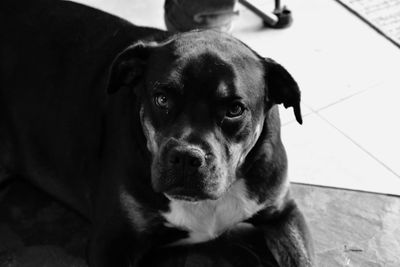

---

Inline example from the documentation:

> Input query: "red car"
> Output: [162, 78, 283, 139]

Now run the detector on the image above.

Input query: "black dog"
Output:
[0, 0, 314, 266]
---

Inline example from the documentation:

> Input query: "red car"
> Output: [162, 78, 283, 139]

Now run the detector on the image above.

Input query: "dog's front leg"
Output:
[248, 199, 315, 267]
[88, 219, 165, 267]
[88, 217, 137, 267]
[88, 207, 188, 267]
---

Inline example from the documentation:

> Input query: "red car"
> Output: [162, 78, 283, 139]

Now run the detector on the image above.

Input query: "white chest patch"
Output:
[161, 179, 265, 244]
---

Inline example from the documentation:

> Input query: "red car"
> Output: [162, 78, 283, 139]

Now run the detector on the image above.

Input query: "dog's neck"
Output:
[161, 179, 266, 244]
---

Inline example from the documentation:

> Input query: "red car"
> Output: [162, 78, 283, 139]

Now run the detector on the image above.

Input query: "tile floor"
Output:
[73, 0, 400, 196]
[292, 184, 400, 267]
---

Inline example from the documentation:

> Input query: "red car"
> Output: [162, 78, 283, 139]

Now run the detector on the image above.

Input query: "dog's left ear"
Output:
[263, 58, 302, 124]
[107, 42, 156, 94]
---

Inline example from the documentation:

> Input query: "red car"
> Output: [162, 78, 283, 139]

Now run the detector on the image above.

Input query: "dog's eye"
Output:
[154, 93, 169, 109]
[226, 103, 245, 118]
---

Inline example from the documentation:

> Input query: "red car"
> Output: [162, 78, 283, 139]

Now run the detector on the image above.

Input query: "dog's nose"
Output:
[168, 147, 205, 174]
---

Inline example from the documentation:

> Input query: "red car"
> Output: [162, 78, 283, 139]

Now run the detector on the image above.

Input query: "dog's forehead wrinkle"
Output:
[180, 55, 261, 103]
[183, 54, 234, 81]
[159, 51, 261, 103]
[149, 68, 184, 94]
[214, 80, 241, 100]
[217, 81, 229, 96]
[153, 78, 181, 91]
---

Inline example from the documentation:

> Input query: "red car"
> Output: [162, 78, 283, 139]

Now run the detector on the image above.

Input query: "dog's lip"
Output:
[164, 193, 202, 202]
[164, 188, 214, 202]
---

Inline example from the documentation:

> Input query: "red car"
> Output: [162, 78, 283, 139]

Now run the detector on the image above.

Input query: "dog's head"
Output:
[108, 30, 301, 202]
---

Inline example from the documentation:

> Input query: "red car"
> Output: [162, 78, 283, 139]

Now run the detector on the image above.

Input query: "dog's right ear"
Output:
[107, 42, 156, 94]
[263, 58, 302, 124]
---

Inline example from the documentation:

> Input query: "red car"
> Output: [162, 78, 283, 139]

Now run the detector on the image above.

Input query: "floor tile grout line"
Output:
[305, 81, 383, 114]
[283, 84, 372, 126]
[282, 110, 314, 127]
[312, 89, 367, 113]
[292, 182, 400, 198]
[314, 111, 400, 179]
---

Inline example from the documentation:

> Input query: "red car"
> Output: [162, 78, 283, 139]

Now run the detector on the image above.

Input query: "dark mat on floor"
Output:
[1, 180, 399, 266]
[335, 0, 400, 49]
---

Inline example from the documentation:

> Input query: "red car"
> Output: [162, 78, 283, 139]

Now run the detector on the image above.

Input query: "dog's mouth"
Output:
[165, 193, 201, 202]
[164, 187, 219, 202]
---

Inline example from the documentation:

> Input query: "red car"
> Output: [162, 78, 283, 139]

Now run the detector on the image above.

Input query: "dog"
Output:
[0, 0, 314, 266]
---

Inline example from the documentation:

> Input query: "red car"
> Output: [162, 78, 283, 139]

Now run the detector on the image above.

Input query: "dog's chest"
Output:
[161, 180, 265, 244]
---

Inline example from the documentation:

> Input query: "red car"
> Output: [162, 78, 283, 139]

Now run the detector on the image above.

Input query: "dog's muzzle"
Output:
[164, 146, 209, 198]
[155, 139, 220, 201]
[167, 146, 206, 176]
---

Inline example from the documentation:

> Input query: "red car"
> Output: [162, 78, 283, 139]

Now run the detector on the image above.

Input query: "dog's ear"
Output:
[264, 58, 302, 124]
[107, 42, 156, 94]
